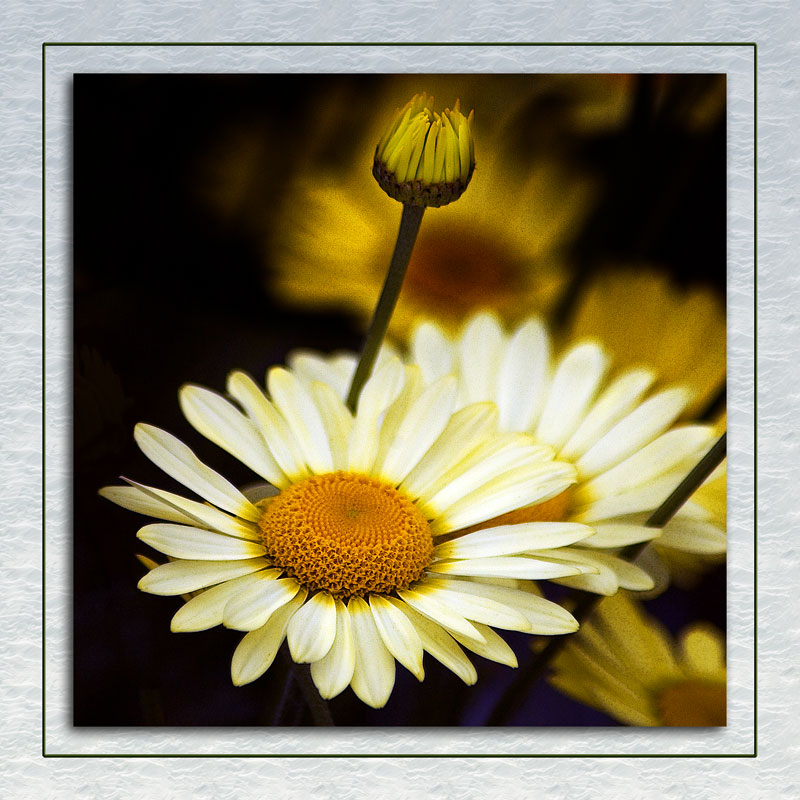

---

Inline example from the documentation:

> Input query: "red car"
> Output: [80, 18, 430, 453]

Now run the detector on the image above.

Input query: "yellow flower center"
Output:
[258, 472, 433, 598]
[657, 680, 726, 726]
[454, 488, 573, 536]
[404, 227, 522, 314]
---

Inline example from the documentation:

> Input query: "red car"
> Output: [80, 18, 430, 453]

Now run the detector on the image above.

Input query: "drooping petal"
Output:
[388, 598, 477, 685]
[369, 594, 425, 680]
[348, 596, 396, 709]
[286, 590, 338, 663]
[310, 599, 356, 699]
[231, 591, 307, 686]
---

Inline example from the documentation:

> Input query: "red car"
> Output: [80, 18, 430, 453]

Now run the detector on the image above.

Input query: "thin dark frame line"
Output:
[44, 41, 756, 758]
[42, 39, 47, 760]
[42, 41, 757, 47]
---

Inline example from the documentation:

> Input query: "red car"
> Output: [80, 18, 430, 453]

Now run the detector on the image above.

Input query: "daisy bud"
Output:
[373, 93, 475, 208]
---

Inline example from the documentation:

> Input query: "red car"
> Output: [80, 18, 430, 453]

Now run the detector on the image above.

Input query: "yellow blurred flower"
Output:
[269, 91, 595, 339]
[549, 592, 726, 726]
[564, 268, 726, 418]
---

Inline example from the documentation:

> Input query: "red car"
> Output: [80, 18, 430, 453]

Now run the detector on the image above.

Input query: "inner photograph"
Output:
[73, 73, 727, 727]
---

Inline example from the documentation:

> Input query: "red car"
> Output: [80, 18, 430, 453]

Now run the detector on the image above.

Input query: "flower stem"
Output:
[346, 203, 425, 411]
[485, 432, 727, 726]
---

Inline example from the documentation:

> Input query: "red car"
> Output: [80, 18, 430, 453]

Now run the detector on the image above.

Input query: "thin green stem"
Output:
[346, 203, 425, 411]
[486, 432, 727, 725]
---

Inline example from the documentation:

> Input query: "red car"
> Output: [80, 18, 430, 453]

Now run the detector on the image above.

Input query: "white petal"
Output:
[170, 569, 282, 632]
[370, 365, 423, 477]
[310, 381, 353, 470]
[450, 623, 518, 667]
[375, 376, 457, 485]
[179, 384, 287, 488]
[424, 577, 578, 634]
[400, 402, 499, 502]
[137, 523, 267, 560]
[267, 367, 334, 474]
[226, 371, 309, 483]
[287, 350, 356, 399]
[138, 557, 269, 595]
[134, 424, 261, 521]
[396, 587, 485, 642]
[496, 317, 551, 432]
[310, 599, 356, 699]
[535, 342, 609, 450]
[101, 483, 261, 540]
[576, 387, 692, 478]
[658, 517, 727, 554]
[577, 426, 716, 502]
[571, 473, 686, 523]
[560, 368, 656, 460]
[347, 357, 406, 473]
[457, 312, 505, 404]
[410, 320, 455, 383]
[434, 522, 593, 560]
[551, 549, 654, 594]
[348, 596, 396, 709]
[433, 461, 576, 534]
[428, 556, 584, 580]
[422, 438, 553, 515]
[388, 598, 477, 685]
[417, 584, 531, 632]
[231, 591, 307, 685]
[577, 523, 661, 549]
[222, 576, 301, 631]
[369, 594, 425, 680]
[286, 591, 338, 663]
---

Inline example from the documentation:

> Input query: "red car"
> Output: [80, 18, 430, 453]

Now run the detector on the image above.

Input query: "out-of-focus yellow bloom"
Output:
[565, 268, 726, 419]
[373, 93, 475, 207]
[549, 592, 726, 726]
[270, 125, 593, 339]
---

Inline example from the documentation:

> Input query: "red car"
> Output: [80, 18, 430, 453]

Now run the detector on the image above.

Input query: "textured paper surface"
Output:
[2, 1, 791, 794]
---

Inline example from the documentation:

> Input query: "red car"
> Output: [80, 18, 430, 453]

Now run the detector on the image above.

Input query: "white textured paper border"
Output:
[43, 43, 753, 759]
[7, 3, 794, 791]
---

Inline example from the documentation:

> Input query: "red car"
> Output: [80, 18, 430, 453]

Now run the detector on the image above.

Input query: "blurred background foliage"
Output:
[74, 72, 725, 726]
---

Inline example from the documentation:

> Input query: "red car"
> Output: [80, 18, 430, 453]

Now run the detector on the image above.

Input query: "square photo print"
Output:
[74, 73, 726, 726]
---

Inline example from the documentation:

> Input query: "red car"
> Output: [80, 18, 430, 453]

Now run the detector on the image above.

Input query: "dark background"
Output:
[73, 73, 726, 726]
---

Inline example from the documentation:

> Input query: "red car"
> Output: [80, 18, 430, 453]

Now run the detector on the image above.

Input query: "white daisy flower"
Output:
[102, 356, 592, 709]
[403, 311, 726, 595]
[289, 312, 726, 597]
